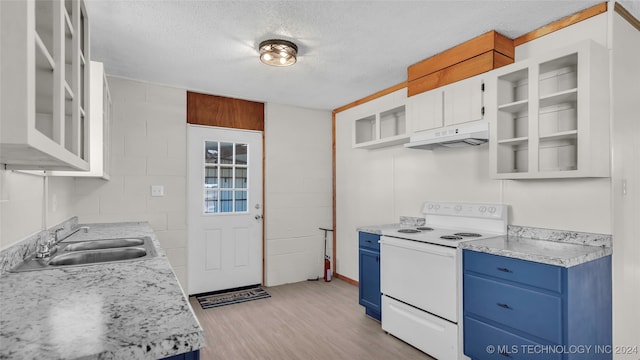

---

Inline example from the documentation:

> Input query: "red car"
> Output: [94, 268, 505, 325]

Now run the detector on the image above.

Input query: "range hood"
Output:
[404, 121, 489, 150]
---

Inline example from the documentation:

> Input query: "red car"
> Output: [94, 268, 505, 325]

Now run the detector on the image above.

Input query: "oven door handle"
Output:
[380, 239, 455, 258]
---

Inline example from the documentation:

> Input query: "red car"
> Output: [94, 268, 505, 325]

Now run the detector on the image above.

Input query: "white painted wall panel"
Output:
[0, 171, 75, 250]
[504, 178, 611, 233]
[264, 103, 332, 286]
[610, 11, 640, 357]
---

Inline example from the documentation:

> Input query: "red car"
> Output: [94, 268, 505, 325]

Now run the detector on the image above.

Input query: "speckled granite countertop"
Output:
[460, 226, 612, 268]
[356, 224, 401, 235]
[0, 222, 204, 360]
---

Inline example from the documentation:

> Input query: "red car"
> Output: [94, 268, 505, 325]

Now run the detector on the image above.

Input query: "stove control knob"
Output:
[454, 205, 462, 212]
[479, 206, 487, 213]
[434, 204, 440, 210]
[488, 206, 496, 214]
[427, 203, 433, 209]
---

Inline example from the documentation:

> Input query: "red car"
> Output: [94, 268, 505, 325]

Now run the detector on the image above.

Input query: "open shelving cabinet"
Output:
[350, 89, 409, 149]
[1, 0, 91, 170]
[489, 40, 610, 179]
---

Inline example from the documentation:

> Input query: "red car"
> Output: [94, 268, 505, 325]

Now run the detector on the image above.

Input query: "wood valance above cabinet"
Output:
[407, 30, 514, 97]
[187, 91, 264, 131]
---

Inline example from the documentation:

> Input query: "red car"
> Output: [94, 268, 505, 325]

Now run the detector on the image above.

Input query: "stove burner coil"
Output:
[454, 232, 482, 237]
[398, 229, 421, 233]
[440, 235, 463, 240]
[416, 227, 434, 231]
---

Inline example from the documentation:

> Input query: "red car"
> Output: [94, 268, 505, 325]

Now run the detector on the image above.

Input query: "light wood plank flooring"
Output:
[189, 279, 434, 360]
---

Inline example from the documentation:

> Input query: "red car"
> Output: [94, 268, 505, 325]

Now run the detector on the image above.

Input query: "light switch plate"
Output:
[151, 185, 164, 197]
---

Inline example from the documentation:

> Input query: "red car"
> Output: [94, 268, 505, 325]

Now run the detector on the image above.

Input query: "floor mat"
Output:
[195, 285, 271, 309]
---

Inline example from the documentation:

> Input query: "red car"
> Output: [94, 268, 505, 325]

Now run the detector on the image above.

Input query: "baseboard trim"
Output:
[335, 273, 358, 286]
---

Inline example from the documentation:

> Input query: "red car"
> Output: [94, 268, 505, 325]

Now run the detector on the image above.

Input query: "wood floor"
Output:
[189, 279, 434, 360]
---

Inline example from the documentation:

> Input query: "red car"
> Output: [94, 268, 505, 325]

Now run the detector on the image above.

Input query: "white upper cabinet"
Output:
[443, 76, 485, 126]
[489, 40, 610, 179]
[51, 61, 111, 179]
[347, 89, 408, 149]
[407, 90, 443, 133]
[408, 74, 485, 134]
[0, 0, 91, 170]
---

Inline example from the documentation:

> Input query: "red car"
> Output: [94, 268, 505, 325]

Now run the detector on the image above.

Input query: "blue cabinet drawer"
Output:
[359, 232, 380, 251]
[464, 316, 561, 360]
[464, 274, 562, 344]
[464, 250, 562, 293]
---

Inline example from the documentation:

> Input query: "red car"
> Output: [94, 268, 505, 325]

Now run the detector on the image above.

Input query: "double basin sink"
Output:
[11, 237, 157, 272]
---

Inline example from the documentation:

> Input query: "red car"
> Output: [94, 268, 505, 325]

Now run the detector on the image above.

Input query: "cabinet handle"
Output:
[497, 303, 512, 309]
[366, 240, 372, 243]
[497, 267, 512, 273]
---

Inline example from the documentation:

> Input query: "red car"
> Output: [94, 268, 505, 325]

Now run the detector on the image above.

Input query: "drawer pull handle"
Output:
[497, 267, 512, 273]
[366, 240, 372, 243]
[497, 303, 512, 309]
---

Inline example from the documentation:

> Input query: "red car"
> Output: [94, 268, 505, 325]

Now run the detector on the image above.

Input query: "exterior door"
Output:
[187, 125, 263, 295]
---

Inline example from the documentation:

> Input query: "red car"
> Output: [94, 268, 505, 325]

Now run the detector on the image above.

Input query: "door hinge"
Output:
[481, 83, 485, 92]
[481, 106, 485, 116]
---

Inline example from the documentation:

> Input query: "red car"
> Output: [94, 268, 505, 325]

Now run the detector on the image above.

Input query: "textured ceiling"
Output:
[86, 1, 636, 111]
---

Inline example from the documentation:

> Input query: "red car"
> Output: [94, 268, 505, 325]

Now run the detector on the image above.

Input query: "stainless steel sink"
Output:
[63, 238, 145, 251]
[49, 247, 148, 266]
[10, 237, 157, 272]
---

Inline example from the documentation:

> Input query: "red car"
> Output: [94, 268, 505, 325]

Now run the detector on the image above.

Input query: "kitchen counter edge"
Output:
[0, 221, 204, 360]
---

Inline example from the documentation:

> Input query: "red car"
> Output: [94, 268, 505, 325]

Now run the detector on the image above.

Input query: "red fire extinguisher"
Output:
[320, 227, 333, 282]
[324, 255, 332, 282]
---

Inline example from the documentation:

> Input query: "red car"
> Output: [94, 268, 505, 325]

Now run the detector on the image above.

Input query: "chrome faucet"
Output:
[52, 227, 65, 245]
[35, 232, 57, 259]
[35, 226, 90, 259]
[58, 226, 90, 244]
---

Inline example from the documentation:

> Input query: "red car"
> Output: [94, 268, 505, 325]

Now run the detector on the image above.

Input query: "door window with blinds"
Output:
[203, 141, 248, 213]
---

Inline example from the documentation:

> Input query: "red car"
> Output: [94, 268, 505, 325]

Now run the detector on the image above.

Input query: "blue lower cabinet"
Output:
[161, 349, 200, 360]
[358, 232, 381, 321]
[463, 250, 612, 360]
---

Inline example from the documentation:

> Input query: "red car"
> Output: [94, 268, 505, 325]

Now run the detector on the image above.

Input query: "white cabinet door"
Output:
[490, 40, 610, 179]
[444, 76, 484, 126]
[50, 61, 111, 178]
[407, 89, 443, 133]
[0, 0, 91, 171]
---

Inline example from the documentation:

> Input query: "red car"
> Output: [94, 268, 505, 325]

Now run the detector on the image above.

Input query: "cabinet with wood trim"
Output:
[408, 74, 485, 134]
[344, 89, 408, 149]
[489, 40, 609, 179]
[0, 0, 91, 171]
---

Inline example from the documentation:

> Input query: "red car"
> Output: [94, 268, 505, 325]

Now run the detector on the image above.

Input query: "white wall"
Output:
[335, 13, 613, 282]
[610, 10, 640, 356]
[264, 103, 333, 286]
[1, 76, 334, 292]
[0, 171, 75, 250]
[72, 77, 190, 288]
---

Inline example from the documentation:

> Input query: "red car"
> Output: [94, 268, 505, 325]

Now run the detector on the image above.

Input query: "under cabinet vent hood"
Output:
[405, 121, 489, 150]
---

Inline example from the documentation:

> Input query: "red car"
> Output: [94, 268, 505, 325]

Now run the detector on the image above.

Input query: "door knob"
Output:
[255, 215, 262, 220]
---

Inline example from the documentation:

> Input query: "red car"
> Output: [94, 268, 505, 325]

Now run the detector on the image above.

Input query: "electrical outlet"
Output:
[151, 185, 164, 197]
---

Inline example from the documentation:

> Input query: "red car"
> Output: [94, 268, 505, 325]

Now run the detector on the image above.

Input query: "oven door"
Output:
[380, 235, 458, 323]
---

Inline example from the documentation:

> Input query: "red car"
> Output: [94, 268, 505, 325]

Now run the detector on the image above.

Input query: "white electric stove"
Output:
[380, 202, 508, 360]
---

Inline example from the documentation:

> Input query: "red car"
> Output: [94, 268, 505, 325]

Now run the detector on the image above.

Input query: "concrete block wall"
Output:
[264, 103, 333, 286]
[73, 77, 189, 289]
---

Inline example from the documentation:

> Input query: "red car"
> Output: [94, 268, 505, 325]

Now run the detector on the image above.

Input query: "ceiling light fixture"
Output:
[259, 39, 298, 67]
